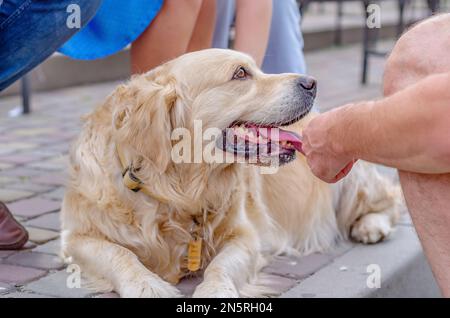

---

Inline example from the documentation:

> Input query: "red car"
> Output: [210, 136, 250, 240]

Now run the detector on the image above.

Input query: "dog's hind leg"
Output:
[335, 161, 401, 244]
[64, 235, 181, 298]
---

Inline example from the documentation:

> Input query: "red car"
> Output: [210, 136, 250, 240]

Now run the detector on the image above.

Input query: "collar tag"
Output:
[187, 237, 202, 272]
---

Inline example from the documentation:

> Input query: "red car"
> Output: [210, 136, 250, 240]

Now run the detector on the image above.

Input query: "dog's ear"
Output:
[113, 69, 178, 174]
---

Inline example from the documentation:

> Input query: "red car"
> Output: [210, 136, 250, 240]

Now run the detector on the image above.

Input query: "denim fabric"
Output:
[0, 0, 102, 91]
[213, 0, 307, 75]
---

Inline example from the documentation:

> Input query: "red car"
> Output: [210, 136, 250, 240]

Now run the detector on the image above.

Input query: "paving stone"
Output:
[1, 292, 55, 298]
[31, 173, 66, 186]
[0, 142, 37, 154]
[27, 148, 65, 159]
[0, 162, 14, 170]
[0, 282, 14, 294]
[22, 241, 37, 250]
[9, 182, 55, 194]
[33, 239, 61, 256]
[42, 187, 65, 201]
[8, 197, 60, 218]
[11, 127, 58, 137]
[0, 264, 46, 284]
[1, 167, 43, 178]
[23, 136, 55, 146]
[2, 241, 37, 253]
[25, 270, 94, 298]
[0, 135, 15, 143]
[263, 254, 333, 280]
[0, 250, 17, 259]
[5, 252, 64, 270]
[26, 227, 59, 244]
[45, 143, 70, 153]
[0, 175, 19, 185]
[0, 189, 33, 203]
[280, 226, 438, 298]
[94, 292, 120, 298]
[324, 242, 354, 258]
[0, 148, 15, 156]
[29, 156, 68, 171]
[0, 153, 47, 165]
[47, 138, 74, 149]
[263, 274, 298, 295]
[26, 212, 61, 231]
[14, 215, 25, 222]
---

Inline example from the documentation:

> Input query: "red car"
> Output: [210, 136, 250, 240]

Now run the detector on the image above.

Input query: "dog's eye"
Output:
[233, 67, 248, 80]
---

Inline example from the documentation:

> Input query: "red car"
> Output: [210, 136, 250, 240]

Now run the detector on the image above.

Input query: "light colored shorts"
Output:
[213, 0, 306, 74]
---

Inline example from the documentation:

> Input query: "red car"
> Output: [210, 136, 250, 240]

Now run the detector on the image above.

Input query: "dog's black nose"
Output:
[298, 76, 317, 91]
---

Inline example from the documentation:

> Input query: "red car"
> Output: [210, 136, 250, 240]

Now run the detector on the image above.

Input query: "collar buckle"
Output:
[122, 165, 142, 192]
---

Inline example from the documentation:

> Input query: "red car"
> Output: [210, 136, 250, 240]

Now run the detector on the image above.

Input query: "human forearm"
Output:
[338, 73, 450, 173]
[234, 0, 272, 66]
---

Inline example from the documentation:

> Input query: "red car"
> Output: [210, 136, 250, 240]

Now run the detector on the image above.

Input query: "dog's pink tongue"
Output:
[279, 129, 304, 155]
[260, 127, 304, 155]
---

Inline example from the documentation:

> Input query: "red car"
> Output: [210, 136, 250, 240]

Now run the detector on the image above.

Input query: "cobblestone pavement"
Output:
[0, 42, 398, 298]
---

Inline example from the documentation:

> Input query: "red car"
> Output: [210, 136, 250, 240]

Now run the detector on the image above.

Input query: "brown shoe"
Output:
[0, 201, 28, 250]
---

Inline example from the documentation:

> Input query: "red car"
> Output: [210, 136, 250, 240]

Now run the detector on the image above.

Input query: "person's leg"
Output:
[0, 0, 102, 91]
[130, 0, 203, 74]
[383, 14, 450, 297]
[187, 0, 216, 52]
[261, 0, 306, 74]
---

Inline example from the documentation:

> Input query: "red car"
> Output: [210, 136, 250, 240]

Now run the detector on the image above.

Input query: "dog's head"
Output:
[112, 49, 316, 172]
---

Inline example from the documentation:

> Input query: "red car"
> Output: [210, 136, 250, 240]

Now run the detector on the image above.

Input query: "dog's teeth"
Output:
[236, 127, 245, 135]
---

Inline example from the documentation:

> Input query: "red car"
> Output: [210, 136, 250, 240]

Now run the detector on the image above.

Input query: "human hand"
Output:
[302, 106, 357, 183]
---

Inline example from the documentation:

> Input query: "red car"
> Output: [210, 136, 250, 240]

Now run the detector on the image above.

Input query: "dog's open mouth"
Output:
[217, 122, 304, 166]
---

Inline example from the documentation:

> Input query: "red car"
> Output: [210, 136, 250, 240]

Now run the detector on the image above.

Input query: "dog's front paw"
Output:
[351, 213, 393, 244]
[120, 275, 182, 298]
[192, 280, 239, 298]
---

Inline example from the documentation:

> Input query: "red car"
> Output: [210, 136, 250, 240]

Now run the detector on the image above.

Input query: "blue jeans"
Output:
[0, 0, 102, 91]
[213, 0, 306, 74]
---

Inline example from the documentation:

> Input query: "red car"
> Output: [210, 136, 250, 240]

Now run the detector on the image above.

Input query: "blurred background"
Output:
[1, 0, 448, 114]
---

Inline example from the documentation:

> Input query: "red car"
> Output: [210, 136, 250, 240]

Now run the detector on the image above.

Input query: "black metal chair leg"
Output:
[21, 75, 31, 115]
[398, 0, 406, 37]
[427, 0, 439, 13]
[361, 1, 370, 85]
[335, 1, 344, 45]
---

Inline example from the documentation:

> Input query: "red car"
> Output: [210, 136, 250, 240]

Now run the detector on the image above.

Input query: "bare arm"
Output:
[233, 0, 272, 66]
[303, 72, 450, 182]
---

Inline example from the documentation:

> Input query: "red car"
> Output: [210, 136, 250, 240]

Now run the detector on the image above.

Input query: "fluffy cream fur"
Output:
[61, 49, 400, 298]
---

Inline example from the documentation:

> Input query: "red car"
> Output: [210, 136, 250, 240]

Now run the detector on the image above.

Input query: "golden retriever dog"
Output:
[61, 49, 400, 297]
